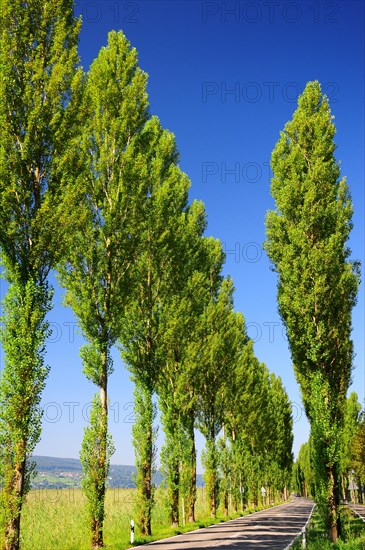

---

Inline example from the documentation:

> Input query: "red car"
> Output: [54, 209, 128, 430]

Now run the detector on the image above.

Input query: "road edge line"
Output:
[283, 503, 315, 550]
[127, 500, 303, 549]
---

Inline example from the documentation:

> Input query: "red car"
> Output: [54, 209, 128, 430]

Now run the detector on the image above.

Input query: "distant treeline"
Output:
[31, 456, 204, 490]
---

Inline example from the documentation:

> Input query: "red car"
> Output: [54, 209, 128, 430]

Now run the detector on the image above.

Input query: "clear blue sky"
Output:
[0, 0, 364, 469]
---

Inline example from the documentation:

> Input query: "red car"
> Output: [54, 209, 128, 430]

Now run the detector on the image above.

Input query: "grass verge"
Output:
[291, 506, 365, 550]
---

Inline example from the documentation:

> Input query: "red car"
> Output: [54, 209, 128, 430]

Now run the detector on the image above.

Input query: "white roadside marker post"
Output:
[130, 519, 135, 545]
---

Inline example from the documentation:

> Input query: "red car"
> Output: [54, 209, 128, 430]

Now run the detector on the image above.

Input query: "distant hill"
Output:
[31, 456, 204, 489]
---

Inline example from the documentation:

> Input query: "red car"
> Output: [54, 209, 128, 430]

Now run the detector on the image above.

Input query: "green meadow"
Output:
[1, 487, 274, 550]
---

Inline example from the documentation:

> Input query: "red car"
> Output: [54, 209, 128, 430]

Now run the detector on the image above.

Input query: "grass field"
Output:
[1, 487, 276, 549]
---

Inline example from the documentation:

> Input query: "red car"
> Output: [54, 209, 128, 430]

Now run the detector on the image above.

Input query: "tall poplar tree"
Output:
[265, 81, 360, 541]
[160, 236, 224, 525]
[196, 276, 239, 517]
[119, 117, 205, 535]
[0, 2, 80, 548]
[292, 441, 315, 497]
[180, 239, 224, 524]
[156, 224, 215, 527]
[266, 373, 293, 500]
[222, 318, 258, 511]
[58, 31, 149, 548]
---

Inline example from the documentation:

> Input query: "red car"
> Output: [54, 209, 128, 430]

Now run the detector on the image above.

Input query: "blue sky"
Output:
[1, 0, 364, 469]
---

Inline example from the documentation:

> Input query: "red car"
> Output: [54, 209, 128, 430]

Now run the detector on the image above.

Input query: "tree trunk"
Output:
[233, 493, 238, 514]
[187, 422, 197, 523]
[142, 410, 153, 535]
[224, 490, 229, 516]
[140, 306, 155, 536]
[171, 460, 180, 527]
[132, 382, 156, 537]
[206, 425, 218, 518]
[328, 464, 339, 543]
[90, 352, 108, 549]
[210, 489, 216, 518]
[230, 434, 238, 513]
[240, 474, 244, 513]
[210, 474, 217, 516]
[3, 457, 26, 550]
[142, 424, 153, 536]
[341, 475, 346, 502]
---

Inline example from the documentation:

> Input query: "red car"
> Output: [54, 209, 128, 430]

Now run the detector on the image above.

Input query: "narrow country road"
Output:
[348, 503, 365, 521]
[134, 498, 314, 550]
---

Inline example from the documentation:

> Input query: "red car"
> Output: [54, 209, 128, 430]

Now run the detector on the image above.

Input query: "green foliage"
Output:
[265, 80, 360, 540]
[293, 441, 315, 498]
[80, 344, 114, 386]
[341, 394, 362, 484]
[0, 279, 53, 547]
[80, 395, 115, 548]
[118, 112, 206, 533]
[351, 411, 365, 485]
[131, 383, 157, 535]
[0, 1, 80, 545]
[58, 30, 152, 547]
[58, 30, 150, 348]
[0, 5, 300, 545]
[266, 373, 294, 495]
[220, 328, 293, 507]
[0, 0, 81, 284]
[195, 277, 243, 516]
[266, 81, 359, 416]
[292, 507, 365, 549]
[217, 433, 231, 515]
[160, 413, 183, 526]
[201, 438, 220, 517]
[146, 207, 213, 528]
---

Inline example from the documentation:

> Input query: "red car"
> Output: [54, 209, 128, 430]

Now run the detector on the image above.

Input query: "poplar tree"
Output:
[180, 240, 224, 524]
[227, 350, 272, 507]
[266, 374, 293, 500]
[157, 223, 214, 527]
[196, 277, 239, 517]
[340, 393, 361, 498]
[119, 117, 205, 535]
[293, 441, 315, 498]
[0, 2, 80, 548]
[351, 412, 365, 494]
[222, 322, 257, 511]
[265, 80, 360, 541]
[58, 31, 149, 548]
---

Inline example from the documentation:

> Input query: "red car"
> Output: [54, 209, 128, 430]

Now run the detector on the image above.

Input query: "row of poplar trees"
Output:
[0, 2, 294, 549]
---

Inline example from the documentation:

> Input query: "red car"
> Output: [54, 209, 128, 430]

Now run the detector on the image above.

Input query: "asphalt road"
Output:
[348, 503, 365, 521]
[135, 498, 314, 550]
